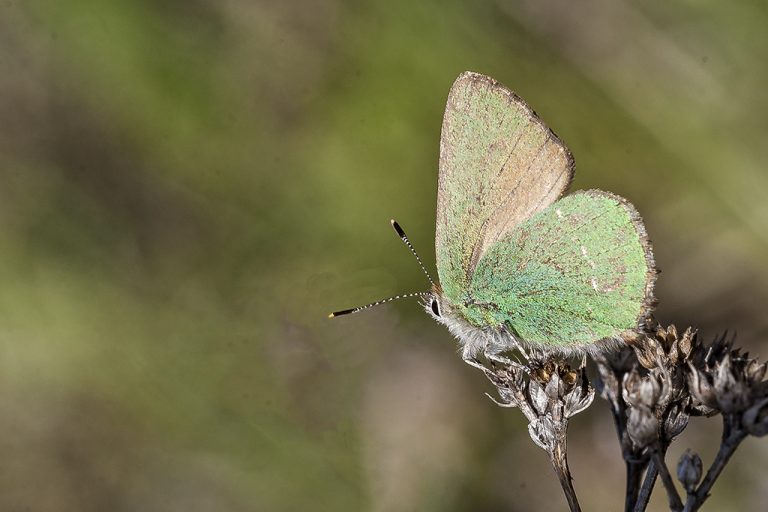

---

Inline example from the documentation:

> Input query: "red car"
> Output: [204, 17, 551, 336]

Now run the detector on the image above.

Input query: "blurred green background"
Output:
[2, 1, 768, 510]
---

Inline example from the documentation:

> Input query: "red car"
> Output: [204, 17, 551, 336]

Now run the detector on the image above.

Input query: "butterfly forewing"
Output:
[435, 72, 574, 305]
[465, 191, 655, 348]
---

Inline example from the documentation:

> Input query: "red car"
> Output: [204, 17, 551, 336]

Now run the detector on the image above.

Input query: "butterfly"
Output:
[331, 71, 656, 368]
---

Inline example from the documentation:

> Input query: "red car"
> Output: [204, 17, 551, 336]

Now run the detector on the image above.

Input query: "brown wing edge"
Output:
[575, 189, 659, 350]
[447, 71, 576, 194]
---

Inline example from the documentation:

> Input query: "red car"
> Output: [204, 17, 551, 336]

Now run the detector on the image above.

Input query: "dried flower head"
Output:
[632, 324, 697, 370]
[687, 333, 767, 414]
[483, 357, 594, 451]
[626, 404, 658, 447]
[593, 346, 636, 409]
[623, 367, 667, 409]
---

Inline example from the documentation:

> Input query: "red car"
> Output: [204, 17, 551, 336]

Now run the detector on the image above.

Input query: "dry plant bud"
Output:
[626, 405, 658, 447]
[713, 356, 751, 413]
[663, 402, 690, 442]
[687, 364, 719, 413]
[677, 449, 702, 493]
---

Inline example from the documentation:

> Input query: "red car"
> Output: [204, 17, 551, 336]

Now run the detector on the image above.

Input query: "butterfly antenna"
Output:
[328, 292, 428, 318]
[390, 219, 436, 287]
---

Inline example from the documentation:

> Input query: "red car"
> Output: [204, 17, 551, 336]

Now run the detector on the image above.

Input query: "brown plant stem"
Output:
[633, 460, 658, 512]
[682, 416, 747, 512]
[548, 437, 581, 512]
[607, 396, 648, 511]
[625, 457, 648, 512]
[652, 449, 683, 511]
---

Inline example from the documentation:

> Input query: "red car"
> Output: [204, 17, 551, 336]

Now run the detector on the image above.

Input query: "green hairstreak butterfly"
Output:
[331, 71, 656, 366]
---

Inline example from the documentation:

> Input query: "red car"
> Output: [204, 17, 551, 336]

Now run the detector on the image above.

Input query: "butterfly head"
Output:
[423, 283, 445, 320]
[423, 287, 461, 332]
[426, 293, 442, 319]
[423, 284, 486, 329]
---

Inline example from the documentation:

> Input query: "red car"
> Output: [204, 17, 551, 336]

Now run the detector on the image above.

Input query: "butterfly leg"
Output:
[460, 346, 497, 377]
[462, 354, 489, 372]
[484, 347, 527, 372]
[462, 356, 507, 384]
[484, 392, 516, 408]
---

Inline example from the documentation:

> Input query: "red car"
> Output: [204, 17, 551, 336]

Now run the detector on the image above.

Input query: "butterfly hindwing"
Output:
[435, 72, 574, 306]
[463, 191, 655, 348]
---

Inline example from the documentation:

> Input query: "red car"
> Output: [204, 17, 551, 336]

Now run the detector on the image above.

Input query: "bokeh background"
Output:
[2, 1, 768, 510]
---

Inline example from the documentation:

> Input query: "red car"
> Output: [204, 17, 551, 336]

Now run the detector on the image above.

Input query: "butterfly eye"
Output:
[430, 298, 441, 317]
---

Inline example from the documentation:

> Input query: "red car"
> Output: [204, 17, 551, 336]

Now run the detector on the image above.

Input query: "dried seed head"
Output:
[713, 356, 752, 413]
[677, 449, 703, 493]
[687, 363, 719, 413]
[663, 401, 690, 442]
[482, 356, 594, 452]
[627, 405, 659, 448]
[633, 324, 698, 370]
[745, 359, 767, 384]
[529, 378, 551, 416]
[623, 367, 668, 409]
[622, 367, 643, 406]
[686, 331, 767, 415]
[639, 376, 663, 406]
[564, 367, 595, 418]
[528, 417, 556, 451]
[545, 370, 566, 400]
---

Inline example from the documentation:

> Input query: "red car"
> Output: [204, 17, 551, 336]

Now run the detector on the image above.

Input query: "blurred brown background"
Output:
[1, 1, 768, 510]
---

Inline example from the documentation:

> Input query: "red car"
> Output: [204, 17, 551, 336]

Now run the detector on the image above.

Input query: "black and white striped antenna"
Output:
[328, 220, 435, 318]
[328, 292, 428, 318]
[390, 219, 435, 287]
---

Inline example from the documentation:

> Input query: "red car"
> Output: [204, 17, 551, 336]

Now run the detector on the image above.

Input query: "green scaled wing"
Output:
[463, 191, 656, 348]
[436, 72, 574, 306]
